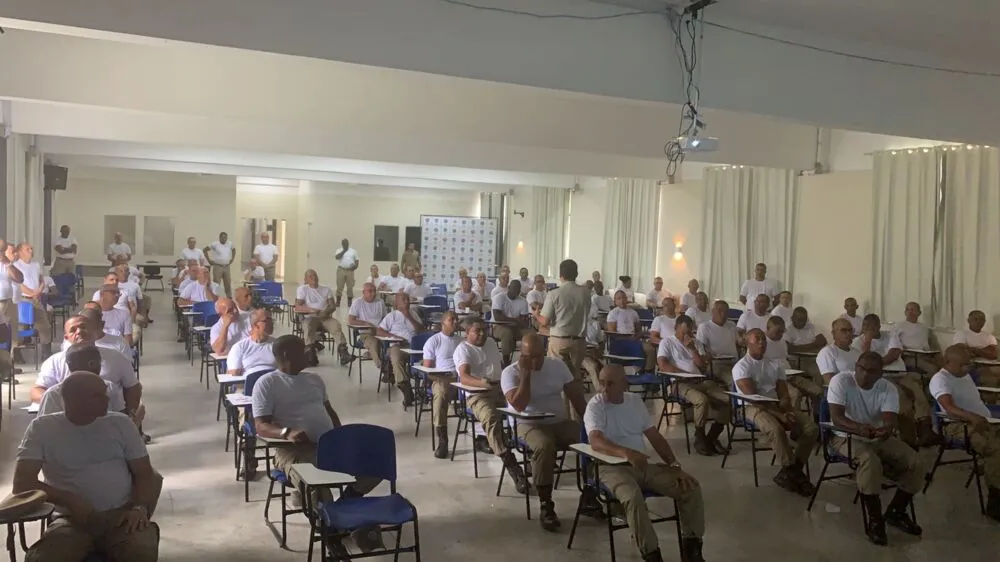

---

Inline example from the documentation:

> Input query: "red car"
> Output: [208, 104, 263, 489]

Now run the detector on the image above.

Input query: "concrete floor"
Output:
[1, 290, 997, 561]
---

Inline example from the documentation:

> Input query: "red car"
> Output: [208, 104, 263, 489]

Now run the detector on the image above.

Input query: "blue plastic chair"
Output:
[236, 370, 275, 501]
[314, 424, 420, 561]
[74, 264, 85, 298]
[49, 273, 77, 323]
[430, 283, 447, 296]
[16, 301, 40, 370]
[719, 381, 777, 487]
[422, 294, 448, 313]
[406, 333, 435, 438]
[257, 281, 290, 322]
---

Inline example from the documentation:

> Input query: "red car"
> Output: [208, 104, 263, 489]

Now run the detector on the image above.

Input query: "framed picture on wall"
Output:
[373, 225, 399, 261]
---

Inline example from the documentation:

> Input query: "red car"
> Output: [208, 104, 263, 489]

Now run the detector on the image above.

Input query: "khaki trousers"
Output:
[336, 267, 356, 300]
[786, 372, 824, 409]
[832, 435, 925, 495]
[263, 264, 276, 282]
[493, 324, 534, 360]
[466, 386, 510, 456]
[548, 337, 585, 420]
[304, 315, 347, 347]
[25, 507, 159, 562]
[357, 334, 381, 368]
[886, 372, 931, 419]
[944, 423, 1000, 488]
[601, 464, 705, 556]
[516, 419, 580, 487]
[277, 443, 381, 505]
[212, 264, 232, 297]
[678, 381, 731, 428]
[431, 378, 456, 428]
[50, 257, 75, 276]
[746, 406, 818, 467]
[642, 341, 657, 372]
[389, 345, 409, 384]
[711, 361, 734, 387]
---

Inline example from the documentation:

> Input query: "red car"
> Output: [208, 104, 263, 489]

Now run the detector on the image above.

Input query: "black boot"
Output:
[434, 427, 449, 459]
[788, 461, 815, 497]
[693, 426, 714, 456]
[305, 347, 320, 367]
[398, 382, 414, 408]
[884, 490, 922, 536]
[987, 487, 1000, 522]
[860, 493, 888, 546]
[337, 343, 351, 366]
[347, 297, 353, 307]
[642, 548, 664, 562]
[680, 537, 705, 562]
[706, 422, 727, 454]
[501, 452, 529, 494]
[536, 485, 560, 532]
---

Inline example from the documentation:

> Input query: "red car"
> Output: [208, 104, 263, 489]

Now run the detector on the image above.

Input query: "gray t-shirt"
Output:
[17, 412, 147, 512]
[251, 371, 333, 442]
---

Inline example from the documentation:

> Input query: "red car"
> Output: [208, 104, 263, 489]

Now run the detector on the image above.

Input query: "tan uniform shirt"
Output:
[400, 250, 421, 270]
[540, 281, 589, 338]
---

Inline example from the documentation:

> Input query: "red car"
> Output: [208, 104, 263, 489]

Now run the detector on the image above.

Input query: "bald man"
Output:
[211, 298, 246, 355]
[295, 269, 351, 366]
[233, 286, 253, 314]
[954, 309, 1000, 404]
[501, 333, 588, 532]
[817, 318, 862, 385]
[585, 364, 706, 562]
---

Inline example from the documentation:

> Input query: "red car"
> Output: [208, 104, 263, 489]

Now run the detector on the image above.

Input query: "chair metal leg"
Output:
[566, 490, 586, 549]
[751, 430, 760, 487]
[922, 443, 947, 493]
[720, 425, 735, 469]
[973, 455, 986, 514]
[412, 516, 422, 562]
[806, 460, 830, 511]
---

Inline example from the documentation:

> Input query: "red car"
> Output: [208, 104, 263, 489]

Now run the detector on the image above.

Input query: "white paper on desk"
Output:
[989, 418, 1000, 425]
[739, 393, 779, 402]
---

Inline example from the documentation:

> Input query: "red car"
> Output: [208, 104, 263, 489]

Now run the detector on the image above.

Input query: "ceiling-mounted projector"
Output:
[676, 135, 719, 153]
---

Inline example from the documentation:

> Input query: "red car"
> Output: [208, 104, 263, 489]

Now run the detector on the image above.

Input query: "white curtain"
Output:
[530, 187, 569, 278]
[870, 149, 940, 322]
[601, 178, 660, 291]
[934, 146, 1000, 329]
[25, 140, 45, 252]
[701, 166, 798, 302]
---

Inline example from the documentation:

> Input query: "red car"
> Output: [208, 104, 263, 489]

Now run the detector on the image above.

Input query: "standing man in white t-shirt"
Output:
[585, 364, 706, 562]
[179, 237, 207, 267]
[828, 351, 925, 545]
[295, 269, 350, 366]
[0, 240, 25, 374]
[51, 225, 78, 276]
[106, 232, 132, 266]
[738, 263, 780, 306]
[253, 232, 279, 282]
[335, 238, 360, 306]
[422, 311, 461, 459]
[14, 243, 53, 357]
[501, 333, 588, 532]
[204, 231, 235, 297]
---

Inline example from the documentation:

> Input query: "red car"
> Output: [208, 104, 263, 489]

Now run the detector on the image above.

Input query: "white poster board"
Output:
[420, 215, 498, 285]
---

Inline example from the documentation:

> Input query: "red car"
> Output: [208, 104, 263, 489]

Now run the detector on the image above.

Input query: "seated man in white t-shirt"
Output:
[585, 363, 706, 562]
[347, 282, 387, 372]
[453, 315, 528, 490]
[644, 297, 678, 371]
[452, 267, 469, 292]
[894, 301, 939, 374]
[295, 269, 350, 366]
[491, 280, 534, 365]
[177, 267, 221, 306]
[517, 268, 532, 296]
[931, 345, 1000, 521]
[736, 293, 772, 343]
[684, 292, 712, 328]
[501, 334, 587, 532]
[14, 372, 160, 561]
[114, 264, 151, 330]
[95, 285, 134, 347]
[404, 271, 432, 301]
[783, 307, 825, 409]
[490, 273, 510, 302]
[473, 272, 495, 301]
[422, 311, 462, 459]
[210, 298, 245, 355]
[615, 276, 637, 305]
[852, 313, 938, 448]
[770, 291, 793, 325]
[251, 335, 383, 553]
[377, 293, 424, 407]
[93, 272, 132, 311]
[657, 315, 730, 456]
[695, 300, 739, 385]
[840, 297, 863, 336]
[645, 277, 673, 309]
[70, 307, 133, 359]
[738, 263, 779, 306]
[453, 276, 483, 314]
[382, 264, 408, 293]
[828, 352, 925, 544]
[243, 258, 266, 283]
[364, 264, 387, 290]
[954, 309, 1000, 399]
[817, 318, 862, 385]
[526, 275, 547, 309]
[176, 261, 199, 295]
[733, 329, 818, 497]
[591, 281, 612, 313]
[227, 309, 277, 376]
[169, 258, 187, 288]
[606, 290, 641, 336]
[679, 279, 699, 314]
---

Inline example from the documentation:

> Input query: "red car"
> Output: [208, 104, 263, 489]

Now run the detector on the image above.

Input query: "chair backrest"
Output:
[192, 300, 216, 320]
[636, 308, 655, 322]
[259, 281, 283, 299]
[430, 283, 447, 296]
[243, 369, 274, 396]
[53, 273, 76, 295]
[316, 423, 397, 482]
[608, 337, 643, 359]
[144, 265, 161, 275]
[74, 264, 84, 277]
[726, 308, 743, 322]
[17, 301, 35, 325]
[410, 332, 432, 355]
[423, 295, 448, 313]
[817, 397, 832, 424]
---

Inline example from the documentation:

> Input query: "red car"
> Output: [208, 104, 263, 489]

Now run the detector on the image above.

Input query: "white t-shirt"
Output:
[253, 243, 278, 266]
[92, 289, 132, 311]
[492, 293, 529, 319]
[526, 289, 547, 308]
[35, 348, 139, 412]
[119, 280, 143, 303]
[827, 372, 899, 436]
[244, 266, 265, 281]
[490, 285, 508, 302]
[607, 307, 640, 334]
[763, 335, 788, 362]
[851, 333, 906, 371]
[645, 289, 673, 308]
[38, 379, 115, 417]
[770, 304, 793, 325]
[500, 357, 573, 424]
[107, 242, 132, 258]
[251, 371, 332, 442]
[180, 247, 207, 265]
[17, 412, 147, 512]
[680, 292, 697, 311]
[894, 321, 930, 351]
[592, 294, 612, 313]
[405, 283, 432, 300]
[207, 241, 234, 265]
[739, 278, 779, 304]
[378, 310, 417, 342]
[453, 340, 503, 381]
[453, 291, 481, 313]
[696, 321, 738, 357]
[517, 278, 532, 296]
[733, 354, 786, 398]
[816, 344, 862, 376]
[336, 247, 359, 269]
[228, 336, 277, 374]
[210, 317, 245, 354]
[473, 280, 495, 299]
[384, 275, 409, 293]
[613, 284, 635, 303]
[657, 335, 704, 373]
[0, 263, 13, 300]
[365, 275, 387, 288]
[15, 260, 42, 294]
[348, 298, 386, 324]
[953, 328, 998, 349]
[62, 335, 132, 358]
[650, 315, 677, 338]
[180, 281, 221, 303]
[736, 309, 770, 332]
[929, 369, 991, 418]
[685, 307, 712, 328]
[785, 322, 818, 346]
[422, 332, 461, 371]
[54, 236, 78, 260]
[583, 393, 651, 453]
[296, 284, 333, 310]
[101, 308, 133, 338]
[840, 313, 863, 335]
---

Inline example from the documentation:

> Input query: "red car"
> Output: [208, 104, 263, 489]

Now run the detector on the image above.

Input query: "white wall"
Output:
[234, 181, 301, 277]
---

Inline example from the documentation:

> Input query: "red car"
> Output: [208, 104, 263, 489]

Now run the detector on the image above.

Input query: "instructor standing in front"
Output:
[335, 238, 360, 307]
[533, 258, 589, 420]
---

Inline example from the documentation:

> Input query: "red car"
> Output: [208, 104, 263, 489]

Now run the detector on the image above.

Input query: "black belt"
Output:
[550, 335, 583, 340]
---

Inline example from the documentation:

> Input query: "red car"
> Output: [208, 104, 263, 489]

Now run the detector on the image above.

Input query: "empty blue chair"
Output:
[16, 301, 40, 370]
[422, 295, 448, 313]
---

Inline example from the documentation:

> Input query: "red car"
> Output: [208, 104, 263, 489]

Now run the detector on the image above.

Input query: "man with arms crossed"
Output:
[253, 232, 279, 282]
[51, 225, 78, 276]
[335, 238, 360, 306]
[586, 364, 706, 562]
[502, 333, 587, 531]
[828, 352, 924, 545]
[533, 259, 589, 420]
[295, 269, 351, 366]
[106, 232, 132, 266]
[453, 276, 482, 314]
[953, 309, 1000, 403]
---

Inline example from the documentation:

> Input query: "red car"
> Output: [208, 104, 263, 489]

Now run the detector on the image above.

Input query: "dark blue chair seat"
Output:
[319, 494, 416, 530]
[17, 329, 36, 339]
[626, 373, 661, 386]
[271, 469, 289, 483]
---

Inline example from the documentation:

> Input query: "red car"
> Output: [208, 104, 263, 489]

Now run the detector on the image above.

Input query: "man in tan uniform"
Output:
[532, 259, 589, 420]
[400, 242, 421, 271]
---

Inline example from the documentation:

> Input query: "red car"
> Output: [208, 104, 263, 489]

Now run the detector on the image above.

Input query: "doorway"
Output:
[242, 217, 287, 281]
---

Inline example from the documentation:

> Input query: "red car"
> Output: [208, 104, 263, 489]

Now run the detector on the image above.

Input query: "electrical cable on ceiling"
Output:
[436, 0, 657, 20]
[663, 8, 705, 178]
